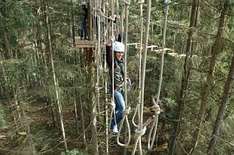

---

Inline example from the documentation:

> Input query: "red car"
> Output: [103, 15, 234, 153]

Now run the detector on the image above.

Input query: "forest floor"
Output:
[0, 97, 169, 155]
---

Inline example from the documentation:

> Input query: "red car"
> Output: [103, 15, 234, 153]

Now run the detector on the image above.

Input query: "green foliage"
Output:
[0, 0, 35, 49]
[0, 104, 7, 128]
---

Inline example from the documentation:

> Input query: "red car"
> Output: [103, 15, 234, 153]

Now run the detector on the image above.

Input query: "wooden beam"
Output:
[74, 40, 96, 48]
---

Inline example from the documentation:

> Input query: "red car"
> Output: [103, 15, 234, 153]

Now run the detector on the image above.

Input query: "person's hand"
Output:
[106, 37, 115, 46]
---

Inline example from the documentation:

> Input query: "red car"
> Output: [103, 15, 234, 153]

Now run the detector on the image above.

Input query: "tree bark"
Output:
[70, 0, 76, 46]
[189, 1, 229, 154]
[90, 1, 98, 154]
[207, 52, 234, 155]
[79, 94, 87, 150]
[169, 0, 199, 154]
[74, 98, 79, 134]
[90, 65, 99, 155]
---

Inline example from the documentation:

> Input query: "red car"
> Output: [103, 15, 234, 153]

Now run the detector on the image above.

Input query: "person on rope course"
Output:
[80, 2, 88, 40]
[106, 40, 131, 134]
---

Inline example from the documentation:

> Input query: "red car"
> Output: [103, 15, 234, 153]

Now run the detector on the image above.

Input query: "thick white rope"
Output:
[132, 117, 154, 155]
[147, 98, 161, 150]
[132, 104, 141, 128]
[102, 2, 110, 154]
[147, 0, 169, 150]
[111, 0, 118, 133]
[116, 0, 131, 147]
[132, 0, 152, 154]
[117, 107, 131, 146]
[131, 0, 145, 130]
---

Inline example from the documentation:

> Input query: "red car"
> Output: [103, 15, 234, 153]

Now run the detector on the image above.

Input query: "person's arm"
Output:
[106, 43, 112, 69]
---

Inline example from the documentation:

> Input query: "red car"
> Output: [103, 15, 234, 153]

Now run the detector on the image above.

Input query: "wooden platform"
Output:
[75, 40, 96, 48]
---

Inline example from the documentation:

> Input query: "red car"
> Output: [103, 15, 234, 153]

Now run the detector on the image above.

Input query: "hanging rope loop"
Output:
[132, 104, 140, 127]
[117, 107, 131, 147]
[151, 98, 161, 115]
[147, 97, 161, 150]
[131, 117, 154, 155]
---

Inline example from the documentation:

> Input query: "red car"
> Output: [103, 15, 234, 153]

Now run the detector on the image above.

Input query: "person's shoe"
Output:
[112, 125, 118, 134]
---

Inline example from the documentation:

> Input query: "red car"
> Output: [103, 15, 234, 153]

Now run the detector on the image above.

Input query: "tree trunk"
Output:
[189, 1, 229, 154]
[44, 0, 68, 150]
[169, 0, 199, 154]
[74, 98, 79, 134]
[90, 65, 99, 155]
[1, 0, 11, 59]
[89, 1, 98, 154]
[13, 88, 22, 131]
[70, 0, 75, 46]
[207, 52, 234, 155]
[79, 94, 87, 150]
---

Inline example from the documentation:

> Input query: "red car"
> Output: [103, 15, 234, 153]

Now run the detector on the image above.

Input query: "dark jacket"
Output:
[114, 59, 124, 90]
[106, 44, 125, 90]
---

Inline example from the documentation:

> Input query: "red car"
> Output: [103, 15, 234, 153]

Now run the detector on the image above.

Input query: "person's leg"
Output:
[80, 19, 85, 40]
[84, 21, 87, 39]
[110, 90, 125, 129]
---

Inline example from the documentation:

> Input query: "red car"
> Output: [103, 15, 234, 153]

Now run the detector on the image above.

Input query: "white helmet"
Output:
[113, 41, 125, 53]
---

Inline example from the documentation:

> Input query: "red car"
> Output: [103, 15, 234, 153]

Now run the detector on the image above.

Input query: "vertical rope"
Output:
[147, 0, 169, 150]
[102, 2, 110, 154]
[120, 9, 124, 42]
[95, 0, 101, 122]
[116, 0, 131, 147]
[131, 1, 145, 154]
[132, 0, 152, 154]
[109, 0, 118, 133]
[140, 0, 152, 134]
[124, 1, 129, 107]
[132, 0, 144, 127]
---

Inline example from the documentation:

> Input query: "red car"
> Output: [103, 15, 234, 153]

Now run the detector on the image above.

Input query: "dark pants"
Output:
[80, 18, 87, 40]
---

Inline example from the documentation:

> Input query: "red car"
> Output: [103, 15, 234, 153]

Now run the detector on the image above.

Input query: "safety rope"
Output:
[95, 0, 101, 121]
[147, 0, 169, 150]
[147, 98, 161, 150]
[132, 117, 153, 155]
[132, 104, 140, 128]
[116, 0, 131, 147]
[101, 2, 110, 154]
[117, 107, 131, 146]
[131, 0, 144, 130]
[110, 0, 118, 133]
[132, 0, 152, 154]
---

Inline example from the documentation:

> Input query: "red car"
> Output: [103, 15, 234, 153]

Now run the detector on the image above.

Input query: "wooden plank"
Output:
[75, 40, 96, 48]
